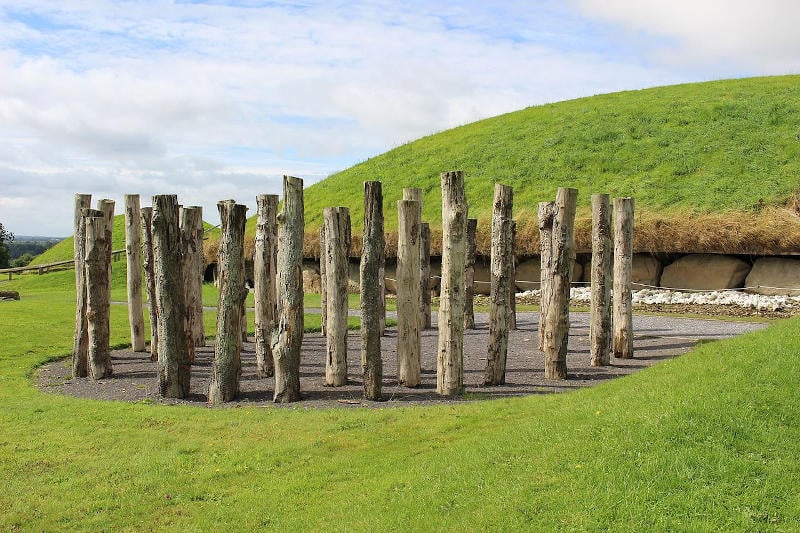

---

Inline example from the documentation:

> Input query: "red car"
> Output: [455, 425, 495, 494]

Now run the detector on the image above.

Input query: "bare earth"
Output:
[37, 311, 765, 409]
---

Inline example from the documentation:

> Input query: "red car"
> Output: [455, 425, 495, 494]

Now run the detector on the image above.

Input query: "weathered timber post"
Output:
[96, 199, 115, 283]
[437, 170, 468, 396]
[361, 181, 384, 400]
[486, 184, 513, 385]
[141, 207, 158, 362]
[272, 176, 304, 403]
[72, 194, 92, 378]
[254, 194, 279, 378]
[378, 246, 386, 337]
[208, 200, 247, 403]
[396, 199, 421, 387]
[510, 220, 517, 330]
[152, 195, 190, 398]
[323, 206, 350, 386]
[537, 201, 555, 351]
[85, 213, 113, 379]
[464, 218, 477, 329]
[613, 197, 635, 359]
[543, 188, 577, 380]
[180, 206, 205, 353]
[124, 194, 146, 352]
[590, 194, 613, 366]
[420, 223, 432, 329]
[319, 225, 327, 336]
[179, 207, 198, 362]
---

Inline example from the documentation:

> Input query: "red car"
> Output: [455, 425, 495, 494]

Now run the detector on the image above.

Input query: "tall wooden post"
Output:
[543, 188, 577, 380]
[96, 199, 115, 284]
[397, 199, 421, 387]
[420, 223, 432, 329]
[208, 200, 247, 403]
[152, 195, 190, 398]
[537, 202, 555, 351]
[141, 207, 158, 362]
[180, 206, 205, 352]
[437, 170, 467, 396]
[72, 194, 91, 378]
[124, 194, 146, 352]
[319, 225, 327, 336]
[361, 181, 384, 400]
[272, 176, 304, 403]
[486, 184, 513, 385]
[464, 218, 477, 330]
[323, 207, 350, 386]
[85, 213, 113, 379]
[590, 194, 613, 366]
[613, 197, 635, 359]
[254, 194, 279, 378]
[510, 220, 517, 331]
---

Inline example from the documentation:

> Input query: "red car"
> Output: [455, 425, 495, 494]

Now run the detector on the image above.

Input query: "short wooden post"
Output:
[85, 213, 112, 379]
[272, 176, 304, 403]
[72, 194, 92, 378]
[152, 195, 190, 398]
[537, 201, 555, 351]
[543, 188, 577, 380]
[613, 197, 635, 359]
[486, 184, 513, 385]
[208, 200, 247, 403]
[124, 194, 146, 352]
[510, 220, 517, 330]
[141, 207, 158, 362]
[396, 199, 421, 387]
[361, 181, 384, 400]
[464, 218, 477, 329]
[96, 199, 115, 283]
[319, 225, 327, 336]
[590, 194, 613, 366]
[437, 170, 467, 396]
[420, 223, 432, 329]
[323, 206, 350, 386]
[181, 206, 205, 354]
[254, 194, 279, 378]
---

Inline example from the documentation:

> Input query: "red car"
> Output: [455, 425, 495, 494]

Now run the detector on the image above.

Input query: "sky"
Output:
[2, 1, 799, 237]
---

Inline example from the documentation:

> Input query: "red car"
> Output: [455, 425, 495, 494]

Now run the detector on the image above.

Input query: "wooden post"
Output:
[319, 225, 327, 336]
[180, 206, 205, 354]
[96, 199, 115, 284]
[323, 206, 350, 386]
[208, 200, 247, 403]
[437, 170, 467, 396]
[124, 194, 146, 352]
[537, 201, 555, 351]
[141, 207, 158, 362]
[72, 194, 91, 378]
[85, 213, 113, 379]
[510, 220, 517, 331]
[396, 199, 421, 387]
[420, 223, 431, 329]
[590, 194, 613, 366]
[613, 197, 635, 359]
[361, 181, 384, 400]
[464, 218, 477, 330]
[272, 176, 304, 403]
[152, 194, 190, 398]
[254, 194, 279, 378]
[543, 188, 577, 380]
[486, 184, 513, 385]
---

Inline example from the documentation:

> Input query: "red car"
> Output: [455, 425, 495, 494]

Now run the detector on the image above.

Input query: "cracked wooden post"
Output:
[543, 188, 577, 380]
[72, 193, 91, 378]
[361, 181, 384, 400]
[180, 206, 205, 356]
[420, 223, 431, 329]
[124, 194, 146, 352]
[208, 200, 247, 403]
[464, 218, 477, 330]
[254, 194, 278, 378]
[141, 207, 158, 362]
[324, 206, 350, 386]
[397, 199, 421, 387]
[96, 199, 115, 285]
[437, 170, 467, 396]
[272, 176, 304, 403]
[537, 201, 555, 351]
[319, 225, 327, 336]
[85, 212, 113, 379]
[486, 184, 513, 385]
[590, 194, 613, 366]
[510, 220, 517, 331]
[152, 194, 190, 398]
[613, 197, 635, 359]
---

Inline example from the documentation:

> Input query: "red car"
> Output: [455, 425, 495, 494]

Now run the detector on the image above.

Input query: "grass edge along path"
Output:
[1, 285, 799, 529]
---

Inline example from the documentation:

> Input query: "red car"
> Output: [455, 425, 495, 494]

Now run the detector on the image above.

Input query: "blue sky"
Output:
[2, 0, 799, 236]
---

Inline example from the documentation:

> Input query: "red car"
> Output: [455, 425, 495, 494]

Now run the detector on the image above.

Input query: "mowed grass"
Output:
[1, 269, 800, 530]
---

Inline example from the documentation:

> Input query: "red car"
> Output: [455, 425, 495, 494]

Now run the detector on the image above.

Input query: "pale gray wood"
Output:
[437, 170, 467, 396]
[361, 181, 384, 400]
[254, 194, 279, 378]
[420, 222, 431, 329]
[319, 225, 327, 336]
[396, 199, 421, 387]
[613, 197, 635, 359]
[124, 194, 146, 352]
[543, 188, 577, 380]
[85, 214, 112, 379]
[180, 206, 205, 363]
[96, 199, 115, 285]
[464, 218, 477, 330]
[486, 184, 513, 385]
[272, 176, 304, 403]
[141, 207, 158, 362]
[510, 220, 517, 330]
[323, 206, 350, 386]
[590, 194, 613, 366]
[537, 201, 555, 351]
[72, 194, 91, 378]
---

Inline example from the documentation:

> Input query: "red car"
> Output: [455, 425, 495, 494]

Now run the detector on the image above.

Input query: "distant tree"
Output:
[0, 223, 14, 269]
[11, 253, 34, 268]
